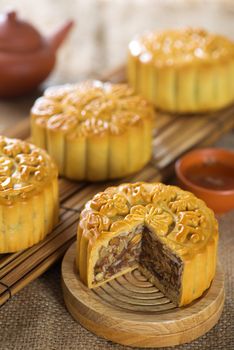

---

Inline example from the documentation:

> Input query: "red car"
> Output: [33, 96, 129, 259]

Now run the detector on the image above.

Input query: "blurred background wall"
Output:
[0, 0, 233, 84]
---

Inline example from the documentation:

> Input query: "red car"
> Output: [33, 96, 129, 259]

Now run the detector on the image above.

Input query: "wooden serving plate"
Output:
[62, 243, 225, 348]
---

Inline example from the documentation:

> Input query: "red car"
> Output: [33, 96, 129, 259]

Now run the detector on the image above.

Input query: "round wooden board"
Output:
[62, 243, 225, 348]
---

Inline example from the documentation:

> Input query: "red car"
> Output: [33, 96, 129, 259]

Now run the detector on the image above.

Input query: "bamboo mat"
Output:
[1, 65, 234, 306]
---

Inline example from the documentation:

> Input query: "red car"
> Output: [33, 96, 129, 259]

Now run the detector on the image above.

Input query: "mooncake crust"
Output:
[0, 136, 57, 202]
[129, 28, 234, 67]
[128, 28, 234, 113]
[31, 81, 155, 181]
[0, 136, 59, 253]
[76, 182, 218, 306]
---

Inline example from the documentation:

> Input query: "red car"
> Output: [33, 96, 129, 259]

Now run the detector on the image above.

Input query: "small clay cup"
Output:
[175, 148, 234, 214]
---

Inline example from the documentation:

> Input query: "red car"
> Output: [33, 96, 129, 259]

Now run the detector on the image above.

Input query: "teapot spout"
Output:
[48, 20, 74, 51]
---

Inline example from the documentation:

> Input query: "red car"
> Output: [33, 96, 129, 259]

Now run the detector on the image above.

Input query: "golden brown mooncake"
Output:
[128, 28, 234, 113]
[30, 81, 155, 181]
[76, 182, 218, 306]
[0, 136, 59, 253]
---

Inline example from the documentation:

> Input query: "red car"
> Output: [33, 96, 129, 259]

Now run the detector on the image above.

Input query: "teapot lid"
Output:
[0, 11, 43, 52]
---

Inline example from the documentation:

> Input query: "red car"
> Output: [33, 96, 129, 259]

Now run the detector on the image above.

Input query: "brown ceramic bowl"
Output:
[175, 148, 234, 214]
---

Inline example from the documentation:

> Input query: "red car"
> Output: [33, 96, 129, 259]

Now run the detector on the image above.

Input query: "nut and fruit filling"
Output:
[140, 228, 183, 302]
[93, 226, 143, 283]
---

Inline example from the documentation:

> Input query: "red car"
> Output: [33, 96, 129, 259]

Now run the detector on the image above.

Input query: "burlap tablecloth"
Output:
[1, 132, 234, 350]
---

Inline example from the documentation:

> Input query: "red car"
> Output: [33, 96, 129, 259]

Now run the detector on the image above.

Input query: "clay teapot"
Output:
[0, 10, 73, 97]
